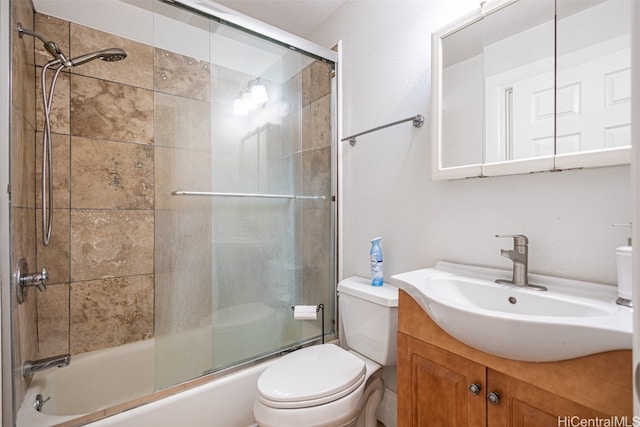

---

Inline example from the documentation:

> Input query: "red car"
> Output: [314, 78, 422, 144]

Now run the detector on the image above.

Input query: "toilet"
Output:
[253, 276, 399, 427]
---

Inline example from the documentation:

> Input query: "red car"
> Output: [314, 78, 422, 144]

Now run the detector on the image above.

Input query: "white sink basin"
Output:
[392, 261, 632, 362]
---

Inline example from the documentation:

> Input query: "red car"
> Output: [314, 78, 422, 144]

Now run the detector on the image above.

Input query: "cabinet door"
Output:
[398, 333, 486, 427]
[486, 369, 608, 427]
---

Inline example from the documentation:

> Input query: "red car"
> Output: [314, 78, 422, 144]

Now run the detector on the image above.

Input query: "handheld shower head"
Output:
[43, 41, 73, 68]
[17, 23, 127, 69]
[18, 21, 129, 247]
[69, 48, 127, 67]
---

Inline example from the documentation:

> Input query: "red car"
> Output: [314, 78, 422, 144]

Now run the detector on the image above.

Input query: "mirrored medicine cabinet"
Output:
[431, 0, 632, 180]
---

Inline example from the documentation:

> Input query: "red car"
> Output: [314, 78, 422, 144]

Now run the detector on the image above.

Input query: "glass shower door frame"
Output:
[153, 0, 341, 390]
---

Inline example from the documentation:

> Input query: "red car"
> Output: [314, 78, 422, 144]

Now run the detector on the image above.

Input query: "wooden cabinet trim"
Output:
[398, 332, 486, 426]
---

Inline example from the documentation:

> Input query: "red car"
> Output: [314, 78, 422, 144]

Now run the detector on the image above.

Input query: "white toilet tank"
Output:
[337, 276, 399, 366]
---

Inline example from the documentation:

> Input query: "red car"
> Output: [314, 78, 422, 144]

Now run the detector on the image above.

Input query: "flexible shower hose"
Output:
[40, 60, 64, 246]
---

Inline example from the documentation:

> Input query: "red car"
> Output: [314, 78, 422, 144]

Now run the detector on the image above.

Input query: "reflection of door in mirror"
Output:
[433, 0, 632, 180]
[556, 0, 631, 156]
[441, 21, 484, 168]
[483, 0, 555, 163]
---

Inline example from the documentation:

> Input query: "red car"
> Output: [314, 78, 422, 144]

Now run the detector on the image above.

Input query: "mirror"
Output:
[555, 0, 631, 168]
[431, 0, 632, 180]
[440, 18, 484, 170]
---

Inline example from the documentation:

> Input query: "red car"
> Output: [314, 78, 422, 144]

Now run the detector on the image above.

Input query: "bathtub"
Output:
[16, 337, 272, 427]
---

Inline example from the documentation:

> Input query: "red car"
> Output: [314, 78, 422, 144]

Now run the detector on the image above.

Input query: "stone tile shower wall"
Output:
[11, 0, 38, 410]
[35, 13, 155, 356]
[30, 13, 334, 360]
[298, 61, 334, 331]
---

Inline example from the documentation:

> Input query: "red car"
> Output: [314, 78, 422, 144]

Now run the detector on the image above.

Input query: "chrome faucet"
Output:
[495, 234, 547, 291]
[23, 354, 71, 377]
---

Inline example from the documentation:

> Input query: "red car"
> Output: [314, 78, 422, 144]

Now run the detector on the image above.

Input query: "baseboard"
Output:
[376, 388, 397, 427]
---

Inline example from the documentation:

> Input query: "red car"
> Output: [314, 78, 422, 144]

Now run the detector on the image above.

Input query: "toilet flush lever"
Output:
[16, 258, 48, 304]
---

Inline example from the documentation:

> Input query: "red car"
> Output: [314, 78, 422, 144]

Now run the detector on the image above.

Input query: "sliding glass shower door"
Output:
[152, 2, 336, 389]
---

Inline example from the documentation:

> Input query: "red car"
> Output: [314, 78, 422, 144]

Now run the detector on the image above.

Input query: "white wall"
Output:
[309, 0, 631, 286]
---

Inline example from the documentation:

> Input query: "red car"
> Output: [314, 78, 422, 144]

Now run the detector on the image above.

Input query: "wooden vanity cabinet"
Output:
[398, 333, 486, 426]
[397, 290, 632, 427]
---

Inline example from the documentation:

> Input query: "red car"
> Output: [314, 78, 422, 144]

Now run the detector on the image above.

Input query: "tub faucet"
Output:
[23, 354, 71, 377]
[495, 234, 547, 291]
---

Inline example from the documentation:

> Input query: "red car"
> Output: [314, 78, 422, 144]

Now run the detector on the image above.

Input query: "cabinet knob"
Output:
[487, 391, 501, 405]
[468, 383, 481, 395]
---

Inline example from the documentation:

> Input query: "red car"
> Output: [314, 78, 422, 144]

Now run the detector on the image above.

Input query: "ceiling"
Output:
[213, 0, 347, 37]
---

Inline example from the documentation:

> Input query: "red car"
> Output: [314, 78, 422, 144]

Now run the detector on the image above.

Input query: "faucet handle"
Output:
[495, 234, 528, 246]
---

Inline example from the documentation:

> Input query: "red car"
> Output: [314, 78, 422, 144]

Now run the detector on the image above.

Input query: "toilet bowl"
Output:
[253, 277, 398, 427]
[253, 344, 384, 427]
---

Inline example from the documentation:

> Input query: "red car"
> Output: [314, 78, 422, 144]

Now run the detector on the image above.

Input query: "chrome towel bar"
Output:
[341, 114, 424, 146]
[171, 191, 327, 200]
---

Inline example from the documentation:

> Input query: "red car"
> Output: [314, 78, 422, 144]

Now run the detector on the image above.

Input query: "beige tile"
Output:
[307, 94, 331, 151]
[154, 92, 211, 151]
[15, 284, 38, 375]
[13, 12, 37, 129]
[302, 266, 333, 333]
[12, 208, 39, 395]
[34, 14, 70, 67]
[36, 132, 70, 209]
[300, 105, 310, 151]
[70, 209, 154, 281]
[309, 60, 332, 103]
[37, 283, 69, 357]
[302, 146, 331, 197]
[301, 205, 332, 269]
[302, 61, 332, 105]
[71, 137, 154, 209]
[154, 47, 210, 102]
[70, 274, 154, 354]
[11, 207, 36, 277]
[36, 68, 70, 135]
[12, 207, 38, 375]
[302, 64, 311, 107]
[12, 0, 37, 407]
[36, 208, 70, 284]
[70, 74, 154, 145]
[11, 107, 36, 209]
[70, 23, 154, 90]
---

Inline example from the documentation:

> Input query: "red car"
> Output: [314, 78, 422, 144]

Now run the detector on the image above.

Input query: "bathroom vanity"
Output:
[397, 291, 632, 426]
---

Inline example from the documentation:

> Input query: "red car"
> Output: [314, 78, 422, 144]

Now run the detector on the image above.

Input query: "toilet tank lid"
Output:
[337, 276, 398, 307]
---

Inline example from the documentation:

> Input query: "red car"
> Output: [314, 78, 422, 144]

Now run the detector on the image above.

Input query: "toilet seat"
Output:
[257, 344, 366, 409]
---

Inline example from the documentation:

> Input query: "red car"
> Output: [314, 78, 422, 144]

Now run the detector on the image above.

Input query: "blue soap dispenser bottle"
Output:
[370, 237, 383, 287]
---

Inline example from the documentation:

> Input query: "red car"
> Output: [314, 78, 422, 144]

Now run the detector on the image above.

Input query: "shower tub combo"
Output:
[17, 337, 272, 426]
[18, 301, 284, 426]
[8, 0, 338, 425]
